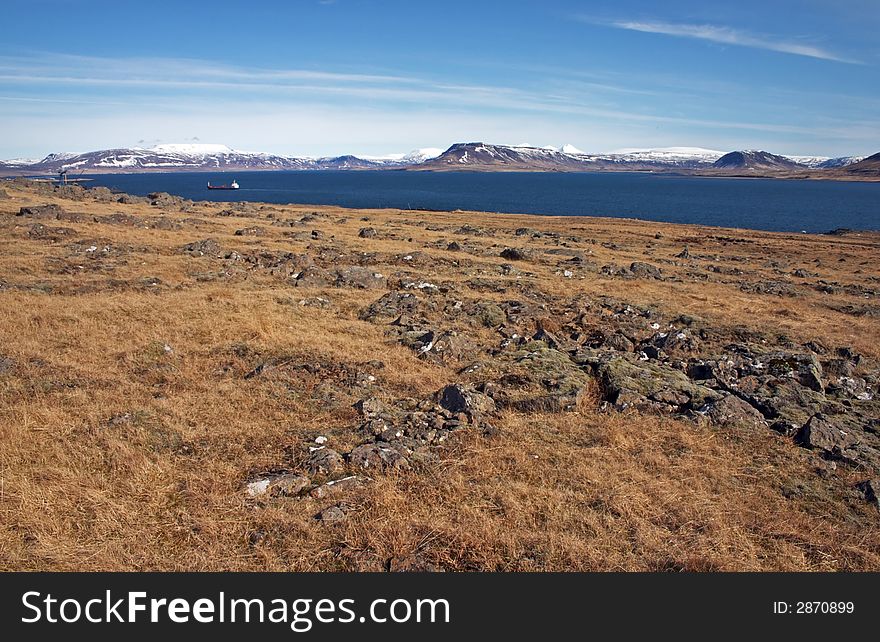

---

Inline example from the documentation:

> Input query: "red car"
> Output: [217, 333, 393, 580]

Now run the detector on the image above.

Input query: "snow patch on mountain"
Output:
[609, 147, 726, 162]
[149, 143, 235, 155]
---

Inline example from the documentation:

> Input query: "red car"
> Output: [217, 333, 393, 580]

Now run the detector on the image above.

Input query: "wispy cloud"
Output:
[1, 52, 876, 158]
[580, 17, 861, 64]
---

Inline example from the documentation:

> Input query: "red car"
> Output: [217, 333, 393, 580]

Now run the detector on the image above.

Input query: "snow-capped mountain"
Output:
[149, 143, 236, 155]
[417, 143, 730, 171]
[561, 144, 586, 155]
[1, 142, 875, 176]
[606, 147, 725, 164]
[786, 155, 831, 168]
[815, 156, 866, 169]
[353, 148, 445, 164]
[713, 150, 804, 170]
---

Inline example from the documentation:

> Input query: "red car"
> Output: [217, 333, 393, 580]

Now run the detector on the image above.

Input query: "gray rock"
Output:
[438, 384, 496, 419]
[17, 204, 66, 219]
[309, 475, 369, 499]
[335, 265, 387, 289]
[234, 226, 266, 236]
[295, 266, 335, 287]
[179, 238, 221, 257]
[701, 395, 767, 429]
[476, 303, 506, 328]
[592, 355, 721, 412]
[349, 442, 411, 471]
[795, 413, 855, 453]
[306, 447, 345, 476]
[358, 227, 377, 238]
[355, 396, 387, 418]
[246, 473, 310, 498]
[317, 505, 346, 523]
[630, 262, 662, 279]
[500, 247, 532, 261]
[856, 479, 880, 510]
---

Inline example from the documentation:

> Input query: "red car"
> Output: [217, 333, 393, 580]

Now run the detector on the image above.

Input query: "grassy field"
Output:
[1, 180, 878, 571]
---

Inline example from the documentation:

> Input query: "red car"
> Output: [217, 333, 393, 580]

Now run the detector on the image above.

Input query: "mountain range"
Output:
[0, 142, 877, 179]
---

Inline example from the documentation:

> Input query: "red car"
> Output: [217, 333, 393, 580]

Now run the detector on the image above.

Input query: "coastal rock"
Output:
[17, 204, 66, 219]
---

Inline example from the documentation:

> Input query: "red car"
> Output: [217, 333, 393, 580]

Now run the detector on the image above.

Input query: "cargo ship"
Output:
[207, 179, 239, 190]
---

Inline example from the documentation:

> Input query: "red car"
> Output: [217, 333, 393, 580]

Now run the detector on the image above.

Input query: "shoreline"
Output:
[3, 165, 879, 182]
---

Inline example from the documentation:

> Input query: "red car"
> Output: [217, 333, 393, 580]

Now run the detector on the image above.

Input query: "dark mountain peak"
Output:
[845, 152, 880, 175]
[713, 150, 803, 170]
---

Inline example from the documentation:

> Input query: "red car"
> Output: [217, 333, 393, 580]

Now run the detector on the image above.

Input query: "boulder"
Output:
[856, 479, 880, 510]
[476, 303, 506, 328]
[349, 442, 411, 471]
[593, 355, 721, 412]
[630, 262, 662, 279]
[358, 227, 377, 238]
[335, 265, 387, 289]
[179, 238, 221, 257]
[358, 291, 421, 322]
[234, 226, 266, 236]
[246, 473, 310, 498]
[438, 384, 496, 420]
[17, 204, 66, 219]
[295, 266, 335, 288]
[306, 447, 345, 476]
[701, 395, 767, 429]
[309, 475, 369, 499]
[795, 413, 855, 453]
[500, 247, 532, 261]
[317, 505, 347, 523]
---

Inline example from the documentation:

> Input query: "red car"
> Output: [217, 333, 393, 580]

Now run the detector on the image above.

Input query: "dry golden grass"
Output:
[0, 182, 878, 571]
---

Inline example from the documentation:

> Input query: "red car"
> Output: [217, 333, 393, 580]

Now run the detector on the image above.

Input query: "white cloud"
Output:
[582, 18, 861, 64]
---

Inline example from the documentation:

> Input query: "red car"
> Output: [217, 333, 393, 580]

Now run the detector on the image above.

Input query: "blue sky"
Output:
[1, 0, 878, 158]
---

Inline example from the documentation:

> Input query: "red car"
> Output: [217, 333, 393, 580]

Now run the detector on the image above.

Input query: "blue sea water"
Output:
[83, 170, 880, 233]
